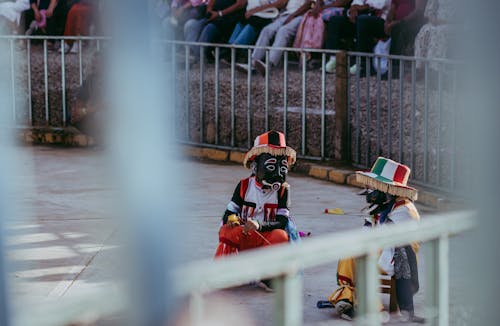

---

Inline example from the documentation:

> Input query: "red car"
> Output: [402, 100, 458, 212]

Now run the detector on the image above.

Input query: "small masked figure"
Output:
[214, 130, 297, 259]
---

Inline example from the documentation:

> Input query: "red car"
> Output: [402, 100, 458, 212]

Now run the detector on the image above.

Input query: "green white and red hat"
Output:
[243, 130, 296, 169]
[356, 157, 418, 201]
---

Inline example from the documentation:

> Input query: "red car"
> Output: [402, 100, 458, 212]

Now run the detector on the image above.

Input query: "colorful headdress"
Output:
[243, 130, 296, 169]
[356, 157, 418, 201]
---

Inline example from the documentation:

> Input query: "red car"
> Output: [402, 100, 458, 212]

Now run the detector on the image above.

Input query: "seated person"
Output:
[323, 0, 391, 74]
[227, 0, 287, 47]
[0, 0, 30, 34]
[214, 130, 297, 259]
[63, 0, 96, 53]
[24, 0, 68, 46]
[183, 0, 246, 58]
[238, 0, 312, 75]
[325, 157, 424, 323]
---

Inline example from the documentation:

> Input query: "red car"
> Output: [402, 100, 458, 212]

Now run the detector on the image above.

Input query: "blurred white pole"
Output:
[103, 1, 184, 325]
[0, 28, 13, 326]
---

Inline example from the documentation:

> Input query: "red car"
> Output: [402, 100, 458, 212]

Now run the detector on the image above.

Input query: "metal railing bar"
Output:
[185, 45, 190, 140]
[247, 48, 252, 148]
[78, 39, 83, 86]
[43, 39, 49, 124]
[388, 59, 393, 158]
[265, 50, 270, 131]
[60, 40, 67, 126]
[321, 52, 326, 159]
[27, 40, 32, 125]
[301, 53, 306, 156]
[398, 60, 404, 163]
[230, 47, 236, 147]
[214, 46, 220, 145]
[283, 51, 288, 137]
[10, 39, 15, 123]
[199, 46, 205, 143]
[172, 212, 475, 295]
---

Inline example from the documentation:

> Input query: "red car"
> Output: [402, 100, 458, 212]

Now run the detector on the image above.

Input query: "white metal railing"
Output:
[14, 211, 475, 326]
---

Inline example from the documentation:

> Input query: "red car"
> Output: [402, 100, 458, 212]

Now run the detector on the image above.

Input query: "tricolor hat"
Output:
[243, 130, 296, 168]
[356, 157, 418, 201]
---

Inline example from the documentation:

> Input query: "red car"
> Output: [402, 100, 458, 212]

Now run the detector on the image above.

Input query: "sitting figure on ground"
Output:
[215, 130, 298, 263]
[325, 157, 424, 323]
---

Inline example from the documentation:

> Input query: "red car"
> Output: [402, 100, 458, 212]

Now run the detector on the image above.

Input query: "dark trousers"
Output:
[24, 2, 69, 38]
[390, 18, 426, 56]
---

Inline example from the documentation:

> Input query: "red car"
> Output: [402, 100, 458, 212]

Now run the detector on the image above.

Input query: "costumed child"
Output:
[214, 130, 298, 266]
[325, 157, 425, 323]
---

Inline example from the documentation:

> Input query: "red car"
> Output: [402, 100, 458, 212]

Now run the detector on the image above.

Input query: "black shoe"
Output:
[335, 300, 354, 320]
[256, 279, 274, 292]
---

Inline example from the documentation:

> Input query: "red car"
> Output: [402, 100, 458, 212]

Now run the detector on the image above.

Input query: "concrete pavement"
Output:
[6, 145, 467, 325]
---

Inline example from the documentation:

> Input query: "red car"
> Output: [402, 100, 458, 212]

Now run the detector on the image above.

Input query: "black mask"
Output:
[254, 153, 289, 191]
[364, 189, 394, 215]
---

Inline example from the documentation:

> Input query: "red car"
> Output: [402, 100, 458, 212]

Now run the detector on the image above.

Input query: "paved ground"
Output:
[5, 146, 471, 325]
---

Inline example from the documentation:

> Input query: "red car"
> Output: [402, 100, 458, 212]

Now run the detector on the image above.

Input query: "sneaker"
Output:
[255, 279, 274, 292]
[69, 42, 79, 53]
[325, 57, 336, 73]
[235, 62, 253, 74]
[253, 59, 267, 76]
[349, 64, 359, 75]
[335, 300, 354, 321]
[63, 42, 71, 53]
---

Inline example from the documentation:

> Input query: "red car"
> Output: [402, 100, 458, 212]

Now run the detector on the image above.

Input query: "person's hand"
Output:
[384, 20, 398, 36]
[226, 214, 241, 229]
[34, 9, 41, 22]
[310, 0, 322, 17]
[207, 10, 218, 22]
[245, 9, 255, 19]
[347, 7, 358, 23]
[46, 7, 54, 18]
[243, 219, 259, 234]
[284, 15, 294, 25]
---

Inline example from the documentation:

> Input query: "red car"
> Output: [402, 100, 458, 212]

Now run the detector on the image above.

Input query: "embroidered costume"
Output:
[214, 130, 297, 257]
[327, 157, 424, 323]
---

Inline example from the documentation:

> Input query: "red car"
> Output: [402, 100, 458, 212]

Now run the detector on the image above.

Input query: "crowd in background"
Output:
[0, 0, 97, 52]
[155, 0, 458, 76]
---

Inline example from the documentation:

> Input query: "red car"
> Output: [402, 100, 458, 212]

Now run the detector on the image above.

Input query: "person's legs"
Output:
[355, 15, 385, 53]
[268, 15, 303, 66]
[228, 22, 244, 44]
[324, 15, 354, 72]
[183, 17, 206, 42]
[233, 23, 258, 45]
[252, 15, 287, 62]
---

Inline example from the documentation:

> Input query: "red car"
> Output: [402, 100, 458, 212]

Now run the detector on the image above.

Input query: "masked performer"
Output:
[327, 157, 424, 323]
[214, 130, 297, 259]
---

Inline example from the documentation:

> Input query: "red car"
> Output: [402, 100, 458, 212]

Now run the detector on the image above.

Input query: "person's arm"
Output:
[46, 0, 58, 18]
[221, 182, 244, 225]
[322, 0, 352, 10]
[399, 0, 425, 23]
[30, 0, 42, 22]
[284, 0, 314, 25]
[218, 0, 246, 17]
[245, 0, 288, 19]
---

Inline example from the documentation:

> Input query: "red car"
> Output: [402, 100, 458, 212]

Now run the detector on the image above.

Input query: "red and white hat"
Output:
[243, 130, 296, 168]
[356, 157, 418, 201]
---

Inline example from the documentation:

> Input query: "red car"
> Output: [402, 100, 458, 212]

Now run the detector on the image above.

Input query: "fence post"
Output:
[273, 272, 302, 326]
[334, 51, 349, 162]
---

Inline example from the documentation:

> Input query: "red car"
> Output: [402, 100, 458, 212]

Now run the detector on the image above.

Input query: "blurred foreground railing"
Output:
[14, 211, 475, 326]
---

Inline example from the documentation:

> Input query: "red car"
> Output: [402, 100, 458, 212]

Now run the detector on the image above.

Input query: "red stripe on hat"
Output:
[394, 164, 409, 184]
[279, 132, 285, 147]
